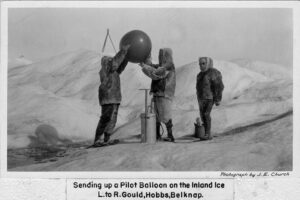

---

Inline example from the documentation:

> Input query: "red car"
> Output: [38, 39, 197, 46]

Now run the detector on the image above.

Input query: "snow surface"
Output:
[8, 56, 32, 69]
[7, 49, 293, 171]
[11, 113, 292, 171]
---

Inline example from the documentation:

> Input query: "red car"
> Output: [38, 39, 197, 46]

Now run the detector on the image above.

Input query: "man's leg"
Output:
[162, 98, 174, 142]
[94, 104, 115, 144]
[165, 119, 175, 142]
[202, 100, 214, 139]
[153, 97, 162, 140]
[103, 104, 119, 142]
[198, 100, 205, 126]
[156, 122, 162, 141]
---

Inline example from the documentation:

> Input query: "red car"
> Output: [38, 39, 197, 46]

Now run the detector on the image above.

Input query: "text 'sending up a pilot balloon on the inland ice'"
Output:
[119, 30, 152, 63]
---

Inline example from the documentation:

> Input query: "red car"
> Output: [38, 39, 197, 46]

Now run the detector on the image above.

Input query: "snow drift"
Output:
[232, 59, 292, 80]
[8, 56, 32, 69]
[8, 50, 292, 151]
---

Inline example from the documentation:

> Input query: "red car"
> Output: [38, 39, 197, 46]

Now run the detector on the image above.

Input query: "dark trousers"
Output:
[198, 99, 214, 136]
[94, 104, 119, 143]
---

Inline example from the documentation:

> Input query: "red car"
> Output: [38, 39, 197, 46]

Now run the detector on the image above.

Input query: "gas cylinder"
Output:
[140, 113, 156, 144]
[194, 117, 205, 138]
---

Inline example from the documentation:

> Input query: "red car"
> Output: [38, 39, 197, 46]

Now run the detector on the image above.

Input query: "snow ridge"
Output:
[8, 50, 292, 149]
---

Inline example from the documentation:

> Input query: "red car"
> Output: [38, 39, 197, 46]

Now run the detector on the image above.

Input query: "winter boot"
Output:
[94, 118, 106, 144]
[156, 122, 162, 141]
[207, 131, 213, 140]
[202, 123, 213, 140]
[104, 132, 110, 143]
[165, 119, 175, 142]
[202, 131, 212, 140]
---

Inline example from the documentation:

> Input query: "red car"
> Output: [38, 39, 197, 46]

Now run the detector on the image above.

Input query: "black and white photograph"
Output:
[3, 3, 294, 173]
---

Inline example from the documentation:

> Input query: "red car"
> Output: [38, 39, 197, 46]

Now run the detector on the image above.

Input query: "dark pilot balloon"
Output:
[119, 30, 152, 63]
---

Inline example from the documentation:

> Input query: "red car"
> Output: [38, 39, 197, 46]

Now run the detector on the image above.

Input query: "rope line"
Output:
[101, 29, 117, 53]
[108, 32, 117, 53]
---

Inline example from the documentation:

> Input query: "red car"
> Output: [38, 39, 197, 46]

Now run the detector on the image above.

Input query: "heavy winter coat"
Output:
[196, 57, 224, 103]
[142, 48, 176, 100]
[98, 49, 128, 105]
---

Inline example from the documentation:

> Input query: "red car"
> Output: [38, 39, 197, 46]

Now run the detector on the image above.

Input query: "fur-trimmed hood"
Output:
[159, 48, 174, 71]
[199, 57, 213, 70]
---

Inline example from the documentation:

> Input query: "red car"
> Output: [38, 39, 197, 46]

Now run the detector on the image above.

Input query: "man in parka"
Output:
[93, 45, 130, 146]
[196, 57, 224, 140]
[139, 48, 176, 142]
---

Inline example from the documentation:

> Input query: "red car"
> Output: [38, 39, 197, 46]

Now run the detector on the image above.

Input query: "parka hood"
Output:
[199, 57, 214, 70]
[159, 48, 174, 70]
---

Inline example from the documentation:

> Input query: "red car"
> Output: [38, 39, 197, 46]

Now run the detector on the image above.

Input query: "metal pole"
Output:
[139, 89, 150, 116]
[145, 90, 148, 117]
[139, 89, 150, 143]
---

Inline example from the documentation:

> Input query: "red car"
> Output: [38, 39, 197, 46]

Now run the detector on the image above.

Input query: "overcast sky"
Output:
[8, 8, 293, 67]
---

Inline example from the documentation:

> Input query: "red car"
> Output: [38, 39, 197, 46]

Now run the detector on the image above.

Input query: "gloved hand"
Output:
[215, 101, 220, 106]
[144, 54, 152, 65]
[138, 63, 145, 68]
